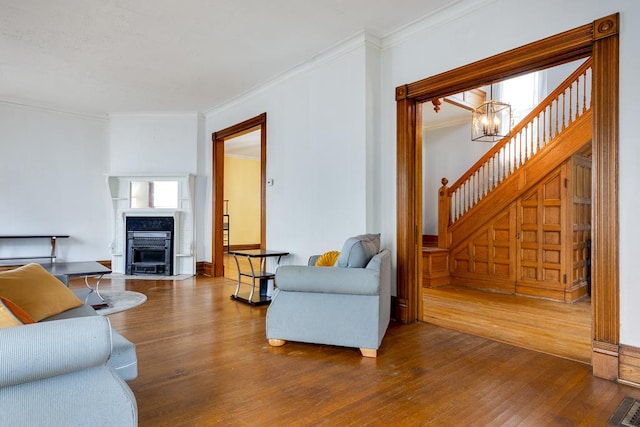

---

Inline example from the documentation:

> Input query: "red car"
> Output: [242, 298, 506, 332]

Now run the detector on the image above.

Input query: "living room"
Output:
[2, 0, 640, 425]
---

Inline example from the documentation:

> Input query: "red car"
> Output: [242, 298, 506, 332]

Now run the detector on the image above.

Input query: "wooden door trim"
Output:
[212, 113, 267, 277]
[396, 15, 619, 379]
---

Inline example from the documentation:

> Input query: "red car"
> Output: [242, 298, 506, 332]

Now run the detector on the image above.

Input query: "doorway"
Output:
[396, 15, 619, 379]
[212, 113, 267, 277]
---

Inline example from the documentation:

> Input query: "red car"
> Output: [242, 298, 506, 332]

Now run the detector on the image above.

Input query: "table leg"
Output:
[232, 254, 242, 297]
[248, 257, 257, 302]
[84, 274, 105, 302]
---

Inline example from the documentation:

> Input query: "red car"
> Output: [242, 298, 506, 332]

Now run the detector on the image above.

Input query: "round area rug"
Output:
[95, 290, 147, 315]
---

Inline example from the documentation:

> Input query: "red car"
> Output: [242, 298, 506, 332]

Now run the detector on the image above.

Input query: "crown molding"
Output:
[108, 111, 203, 119]
[382, 0, 501, 50]
[0, 99, 108, 121]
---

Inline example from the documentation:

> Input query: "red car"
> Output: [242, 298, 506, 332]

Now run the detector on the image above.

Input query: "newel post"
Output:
[438, 178, 450, 249]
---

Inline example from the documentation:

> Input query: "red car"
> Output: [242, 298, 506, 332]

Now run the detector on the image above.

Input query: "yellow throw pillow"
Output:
[315, 251, 340, 267]
[0, 263, 83, 321]
[0, 296, 35, 328]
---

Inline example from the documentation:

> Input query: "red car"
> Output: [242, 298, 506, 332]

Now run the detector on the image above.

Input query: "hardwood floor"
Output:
[70, 275, 640, 426]
[423, 285, 592, 364]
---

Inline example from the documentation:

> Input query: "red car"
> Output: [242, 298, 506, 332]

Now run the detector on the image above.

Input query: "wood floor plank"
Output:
[423, 285, 592, 363]
[69, 276, 638, 426]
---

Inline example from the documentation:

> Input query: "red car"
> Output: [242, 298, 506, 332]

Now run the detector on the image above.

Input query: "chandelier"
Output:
[471, 85, 511, 143]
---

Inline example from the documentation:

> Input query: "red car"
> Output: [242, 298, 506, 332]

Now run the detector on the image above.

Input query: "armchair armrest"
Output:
[0, 316, 112, 387]
[276, 265, 380, 295]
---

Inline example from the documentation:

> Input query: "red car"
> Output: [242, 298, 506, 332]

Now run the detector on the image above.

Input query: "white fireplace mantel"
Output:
[107, 174, 195, 275]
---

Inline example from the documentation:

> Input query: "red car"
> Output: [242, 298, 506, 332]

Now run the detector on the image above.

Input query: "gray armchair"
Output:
[266, 234, 391, 357]
[0, 316, 138, 426]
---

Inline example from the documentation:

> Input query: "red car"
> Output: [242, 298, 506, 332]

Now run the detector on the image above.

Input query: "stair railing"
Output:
[442, 58, 592, 229]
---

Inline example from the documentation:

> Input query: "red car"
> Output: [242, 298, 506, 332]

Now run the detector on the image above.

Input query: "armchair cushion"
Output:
[276, 265, 380, 295]
[335, 234, 380, 268]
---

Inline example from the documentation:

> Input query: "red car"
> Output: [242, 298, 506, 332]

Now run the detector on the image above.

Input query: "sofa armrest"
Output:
[276, 265, 380, 295]
[0, 316, 112, 387]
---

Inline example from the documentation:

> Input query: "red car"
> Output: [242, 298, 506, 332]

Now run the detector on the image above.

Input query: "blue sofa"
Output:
[0, 316, 138, 426]
[266, 234, 391, 357]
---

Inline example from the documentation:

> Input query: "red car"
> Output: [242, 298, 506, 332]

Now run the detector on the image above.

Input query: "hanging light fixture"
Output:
[471, 84, 511, 142]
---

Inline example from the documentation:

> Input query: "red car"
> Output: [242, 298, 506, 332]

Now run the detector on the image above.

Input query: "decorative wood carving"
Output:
[432, 98, 441, 113]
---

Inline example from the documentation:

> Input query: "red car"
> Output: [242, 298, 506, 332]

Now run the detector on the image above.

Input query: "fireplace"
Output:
[126, 216, 173, 276]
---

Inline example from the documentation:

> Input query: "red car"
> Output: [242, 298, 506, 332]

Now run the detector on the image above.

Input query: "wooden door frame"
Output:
[396, 15, 619, 380]
[212, 113, 267, 277]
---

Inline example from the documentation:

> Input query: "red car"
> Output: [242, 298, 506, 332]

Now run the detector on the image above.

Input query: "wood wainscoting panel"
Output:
[515, 167, 566, 301]
[450, 208, 515, 294]
[422, 247, 449, 288]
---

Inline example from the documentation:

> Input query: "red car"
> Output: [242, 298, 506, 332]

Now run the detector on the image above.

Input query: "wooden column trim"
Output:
[212, 136, 225, 277]
[591, 13, 620, 380]
[396, 97, 422, 323]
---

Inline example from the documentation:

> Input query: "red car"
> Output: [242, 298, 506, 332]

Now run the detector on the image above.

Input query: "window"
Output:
[130, 181, 178, 209]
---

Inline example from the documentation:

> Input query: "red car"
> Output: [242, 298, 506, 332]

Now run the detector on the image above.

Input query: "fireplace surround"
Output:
[108, 175, 195, 276]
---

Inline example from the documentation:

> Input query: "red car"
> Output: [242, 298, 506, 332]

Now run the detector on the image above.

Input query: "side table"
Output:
[228, 249, 289, 306]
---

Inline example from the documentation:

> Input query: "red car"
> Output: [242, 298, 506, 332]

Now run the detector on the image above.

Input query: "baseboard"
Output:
[620, 344, 640, 387]
[592, 340, 619, 381]
[393, 296, 408, 324]
[197, 261, 212, 276]
[228, 244, 260, 251]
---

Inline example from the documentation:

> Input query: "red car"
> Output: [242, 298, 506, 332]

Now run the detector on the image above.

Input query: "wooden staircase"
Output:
[424, 59, 593, 303]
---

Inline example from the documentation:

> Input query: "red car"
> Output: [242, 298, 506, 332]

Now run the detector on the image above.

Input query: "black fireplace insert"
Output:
[125, 217, 174, 276]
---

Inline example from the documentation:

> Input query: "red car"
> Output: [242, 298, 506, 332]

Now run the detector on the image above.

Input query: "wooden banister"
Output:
[444, 58, 592, 225]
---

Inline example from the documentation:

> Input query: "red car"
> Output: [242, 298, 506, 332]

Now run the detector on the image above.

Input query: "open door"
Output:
[211, 113, 267, 277]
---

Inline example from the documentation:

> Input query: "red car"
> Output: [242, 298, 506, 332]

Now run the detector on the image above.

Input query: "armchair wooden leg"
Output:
[360, 348, 377, 358]
[269, 339, 286, 347]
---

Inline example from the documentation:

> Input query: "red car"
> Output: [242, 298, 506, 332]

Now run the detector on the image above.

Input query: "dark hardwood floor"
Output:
[71, 275, 640, 426]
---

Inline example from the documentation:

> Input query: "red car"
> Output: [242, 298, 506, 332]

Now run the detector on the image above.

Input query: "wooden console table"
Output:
[229, 249, 289, 306]
[0, 235, 69, 264]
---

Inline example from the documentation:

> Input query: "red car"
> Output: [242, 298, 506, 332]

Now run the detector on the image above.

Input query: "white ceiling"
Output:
[0, 0, 457, 117]
[225, 129, 261, 159]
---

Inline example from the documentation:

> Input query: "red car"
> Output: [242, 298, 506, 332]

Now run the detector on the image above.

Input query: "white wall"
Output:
[422, 122, 492, 235]
[109, 113, 200, 175]
[0, 103, 110, 261]
[205, 34, 373, 268]
[380, 0, 640, 346]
